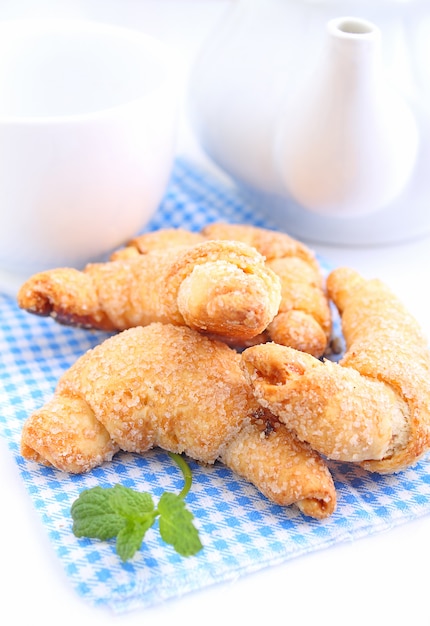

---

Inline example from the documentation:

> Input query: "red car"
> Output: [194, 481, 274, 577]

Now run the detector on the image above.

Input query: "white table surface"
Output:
[2, 2, 430, 625]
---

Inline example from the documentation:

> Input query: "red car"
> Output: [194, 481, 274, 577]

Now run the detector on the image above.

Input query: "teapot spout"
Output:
[275, 16, 419, 218]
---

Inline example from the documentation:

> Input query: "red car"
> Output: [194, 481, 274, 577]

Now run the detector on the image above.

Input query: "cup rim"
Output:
[0, 17, 181, 125]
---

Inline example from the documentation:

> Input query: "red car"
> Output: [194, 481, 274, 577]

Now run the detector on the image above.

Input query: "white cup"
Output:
[0, 18, 181, 295]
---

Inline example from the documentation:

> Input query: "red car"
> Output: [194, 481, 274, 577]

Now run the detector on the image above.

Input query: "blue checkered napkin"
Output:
[1, 157, 430, 613]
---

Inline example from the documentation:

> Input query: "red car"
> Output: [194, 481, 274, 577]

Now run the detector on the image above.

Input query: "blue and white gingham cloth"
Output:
[1, 157, 430, 613]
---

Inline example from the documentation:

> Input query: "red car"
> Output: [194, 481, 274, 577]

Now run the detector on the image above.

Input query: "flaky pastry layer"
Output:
[17, 239, 282, 342]
[202, 223, 332, 357]
[241, 268, 430, 473]
[21, 323, 336, 519]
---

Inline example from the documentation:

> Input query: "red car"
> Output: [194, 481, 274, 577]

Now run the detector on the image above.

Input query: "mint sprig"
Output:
[71, 453, 203, 562]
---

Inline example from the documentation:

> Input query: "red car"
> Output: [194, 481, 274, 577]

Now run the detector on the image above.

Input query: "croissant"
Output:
[202, 223, 332, 357]
[241, 267, 430, 473]
[17, 240, 282, 342]
[111, 223, 332, 356]
[21, 323, 336, 519]
[110, 228, 206, 261]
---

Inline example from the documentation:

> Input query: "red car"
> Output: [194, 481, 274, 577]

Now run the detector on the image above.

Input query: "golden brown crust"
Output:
[241, 268, 430, 473]
[110, 223, 332, 356]
[327, 267, 430, 473]
[202, 222, 318, 265]
[21, 323, 336, 518]
[241, 343, 406, 463]
[169, 239, 281, 339]
[202, 223, 332, 356]
[60, 324, 252, 462]
[21, 387, 119, 472]
[17, 240, 282, 342]
[16, 267, 115, 330]
[221, 415, 336, 519]
[110, 228, 206, 261]
[268, 309, 328, 358]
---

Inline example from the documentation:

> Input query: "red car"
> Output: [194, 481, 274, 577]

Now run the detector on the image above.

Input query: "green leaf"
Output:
[158, 492, 203, 557]
[109, 484, 155, 519]
[69, 454, 203, 562]
[116, 518, 155, 562]
[71, 487, 125, 540]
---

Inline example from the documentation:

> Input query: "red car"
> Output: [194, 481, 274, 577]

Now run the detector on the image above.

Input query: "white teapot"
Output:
[188, 0, 430, 245]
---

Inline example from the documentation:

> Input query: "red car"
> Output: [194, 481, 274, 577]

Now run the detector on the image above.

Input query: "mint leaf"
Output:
[108, 485, 157, 561]
[116, 518, 155, 562]
[158, 492, 203, 557]
[70, 454, 203, 561]
[71, 486, 125, 540]
[109, 484, 155, 518]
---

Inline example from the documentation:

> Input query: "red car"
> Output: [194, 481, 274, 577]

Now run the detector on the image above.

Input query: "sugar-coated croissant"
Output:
[241, 268, 430, 473]
[17, 240, 282, 342]
[202, 223, 332, 357]
[112, 223, 332, 356]
[110, 228, 206, 261]
[327, 267, 430, 473]
[21, 323, 336, 519]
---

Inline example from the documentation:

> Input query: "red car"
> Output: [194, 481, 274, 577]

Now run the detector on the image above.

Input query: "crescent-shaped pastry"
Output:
[110, 223, 332, 356]
[241, 267, 430, 473]
[202, 223, 332, 357]
[110, 228, 206, 261]
[21, 323, 336, 519]
[17, 240, 282, 342]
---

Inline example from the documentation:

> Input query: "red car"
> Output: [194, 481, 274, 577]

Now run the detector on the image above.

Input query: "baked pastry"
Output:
[17, 240, 282, 342]
[110, 228, 206, 261]
[202, 223, 332, 357]
[241, 267, 430, 473]
[21, 323, 336, 519]
[327, 267, 430, 473]
[110, 223, 332, 356]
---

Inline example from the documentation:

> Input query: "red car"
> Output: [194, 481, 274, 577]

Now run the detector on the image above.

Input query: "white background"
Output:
[1, 2, 430, 625]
